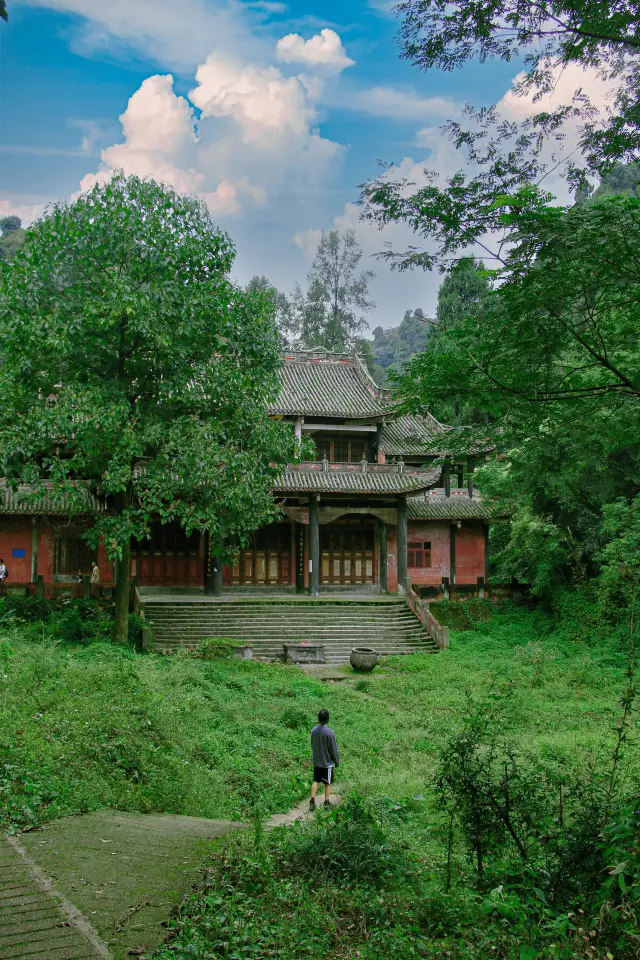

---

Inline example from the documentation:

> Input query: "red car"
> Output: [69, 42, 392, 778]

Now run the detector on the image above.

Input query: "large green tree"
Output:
[391, 198, 640, 591]
[0, 173, 296, 642]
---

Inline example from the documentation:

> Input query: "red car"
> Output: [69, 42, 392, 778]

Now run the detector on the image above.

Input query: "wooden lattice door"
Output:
[320, 521, 375, 585]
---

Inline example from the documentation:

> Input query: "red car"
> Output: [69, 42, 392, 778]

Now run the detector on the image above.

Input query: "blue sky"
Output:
[1, 0, 526, 326]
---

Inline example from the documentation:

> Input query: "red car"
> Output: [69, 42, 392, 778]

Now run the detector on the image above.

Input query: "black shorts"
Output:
[313, 766, 334, 785]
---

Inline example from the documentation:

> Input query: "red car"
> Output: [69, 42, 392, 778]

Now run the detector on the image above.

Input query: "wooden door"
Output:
[320, 521, 375, 585]
[225, 523, 292, 587]
[131, 522, 203, 587]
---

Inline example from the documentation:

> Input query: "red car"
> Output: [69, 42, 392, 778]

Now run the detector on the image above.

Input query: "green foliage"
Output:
[0, 220, 26, 262]
[284, 229, 375, 353]
[370, 308, 432, 383]
[280, 794, 412, 885]
[395, 0, 640, 173]
[196, 636, 243, 660]
[0, 173, 297, 642]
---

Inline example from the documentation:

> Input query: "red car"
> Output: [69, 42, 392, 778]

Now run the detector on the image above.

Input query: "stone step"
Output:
[145, 598, 439, 662]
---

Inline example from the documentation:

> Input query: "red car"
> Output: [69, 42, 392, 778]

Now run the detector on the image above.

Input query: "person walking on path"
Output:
[310, 708, 339, 810]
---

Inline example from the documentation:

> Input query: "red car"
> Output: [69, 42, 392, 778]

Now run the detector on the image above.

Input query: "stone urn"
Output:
[350, 647, 379, 673]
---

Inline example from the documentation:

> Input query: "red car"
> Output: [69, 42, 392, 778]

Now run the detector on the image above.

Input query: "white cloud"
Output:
[276, 29, 354, 76]
[190, 56, 315, 143]
[20, 0, 258, 71]
[76, 40, 343, 221]
[349, 86, 458, 121]
[0, 196, 48, 226]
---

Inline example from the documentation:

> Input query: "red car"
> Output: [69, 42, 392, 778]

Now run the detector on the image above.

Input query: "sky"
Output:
[0, 0, 605, 329]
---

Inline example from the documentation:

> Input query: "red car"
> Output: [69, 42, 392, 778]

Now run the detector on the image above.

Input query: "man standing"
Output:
[90, 561, 100, 584]
[310, 708, 339, 810]
[0, 559, 7, 584]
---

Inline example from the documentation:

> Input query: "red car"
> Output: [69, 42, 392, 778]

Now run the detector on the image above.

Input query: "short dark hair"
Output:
[318, 708, 329, 724]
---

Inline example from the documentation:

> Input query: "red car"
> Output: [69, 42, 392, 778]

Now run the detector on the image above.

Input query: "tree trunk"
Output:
[113, 537, 131, 644]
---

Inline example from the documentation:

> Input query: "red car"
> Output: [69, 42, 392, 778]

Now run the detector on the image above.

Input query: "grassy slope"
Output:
[1, 603, 634, 833]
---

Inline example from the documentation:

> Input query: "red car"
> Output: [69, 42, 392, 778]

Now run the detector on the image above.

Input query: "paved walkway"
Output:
[1, 798, 338, 960]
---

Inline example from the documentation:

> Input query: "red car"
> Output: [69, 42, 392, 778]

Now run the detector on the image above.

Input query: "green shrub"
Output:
[197, 636, 243, 660]
[278, 794, 412, 886]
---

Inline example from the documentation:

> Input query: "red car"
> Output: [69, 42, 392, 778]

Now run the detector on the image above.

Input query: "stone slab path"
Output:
[0, 833, 108, 960]
[5, 812, 244, 960]
[1, 798, 338, 960]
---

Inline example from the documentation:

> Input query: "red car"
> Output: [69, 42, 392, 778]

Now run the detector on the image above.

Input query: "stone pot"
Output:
[350, 647, 379, 673]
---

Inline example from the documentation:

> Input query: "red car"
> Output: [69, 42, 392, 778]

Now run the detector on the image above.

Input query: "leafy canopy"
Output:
[395, 0, 640, 172]
[0, 172, 296, 572]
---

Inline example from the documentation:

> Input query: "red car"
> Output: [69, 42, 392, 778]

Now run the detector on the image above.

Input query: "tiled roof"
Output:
[275, 463, 440, 495]
[0, 482, 106, 515]
[268, 351, 389, 419]
[407, 489, 506, 520]
[380, 414, 449, 457]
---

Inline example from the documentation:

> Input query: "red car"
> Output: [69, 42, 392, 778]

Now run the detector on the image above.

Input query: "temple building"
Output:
[0, 349, 494, 595]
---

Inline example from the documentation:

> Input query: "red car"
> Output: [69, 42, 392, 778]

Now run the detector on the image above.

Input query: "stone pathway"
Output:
[1, 797, 339, 960]
[0, 833, 108, 960]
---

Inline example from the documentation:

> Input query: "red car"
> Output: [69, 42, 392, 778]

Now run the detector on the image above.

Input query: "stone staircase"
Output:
[143, 598, 439, 663]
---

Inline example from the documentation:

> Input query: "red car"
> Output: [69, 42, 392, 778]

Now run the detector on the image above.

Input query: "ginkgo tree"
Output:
[0, 172, 297, 643]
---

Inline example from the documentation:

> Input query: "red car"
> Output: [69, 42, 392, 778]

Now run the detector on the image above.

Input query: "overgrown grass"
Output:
[2, 597, 638, 957]
[1, 601, 634, 832]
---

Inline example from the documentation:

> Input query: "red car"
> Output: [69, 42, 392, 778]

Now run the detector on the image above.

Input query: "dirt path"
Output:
[2, 796, 339, 960]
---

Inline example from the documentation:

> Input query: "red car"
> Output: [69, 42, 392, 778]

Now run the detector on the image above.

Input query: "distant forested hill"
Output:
[370, 308, 433, 384]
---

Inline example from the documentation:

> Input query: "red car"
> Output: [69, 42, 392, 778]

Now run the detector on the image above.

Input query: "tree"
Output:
[291, 229, 375, 352]
[370, 308, 432, 383]
[246, 275, 297, 346]
[0, 216, 21, 233]
[0, 173, 297, 643]
[436, 258, 491, 330]
[0, 2, 7, 23]
[395, 0, 640, 173]
[0, 217, 26, 263]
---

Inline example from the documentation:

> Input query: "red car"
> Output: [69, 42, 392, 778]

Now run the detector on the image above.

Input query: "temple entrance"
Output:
[224, 522, 292, 587]
[320, 519, 375, 586]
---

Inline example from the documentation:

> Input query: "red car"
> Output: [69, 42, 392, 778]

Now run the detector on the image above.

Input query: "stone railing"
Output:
[405, 578, 450, 650]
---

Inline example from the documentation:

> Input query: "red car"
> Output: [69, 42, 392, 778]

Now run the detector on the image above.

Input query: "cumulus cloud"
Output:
[0, 197, 48, 227]
[190, 56, 315, 143]
[276, 29, 354, 76]
[76, 39, 342, 221]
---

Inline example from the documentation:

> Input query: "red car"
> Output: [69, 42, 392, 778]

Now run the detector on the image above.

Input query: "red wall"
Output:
[407, 521, 451, 585]
[0, 517, 33, 583]
[0, 517, 112, 584]
[455, 522, 486, 584]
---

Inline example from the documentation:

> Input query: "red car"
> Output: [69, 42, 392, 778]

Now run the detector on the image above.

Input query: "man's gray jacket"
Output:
[311, 723, 339, 768]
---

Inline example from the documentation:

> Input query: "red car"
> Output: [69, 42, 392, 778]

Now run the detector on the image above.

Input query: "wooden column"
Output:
[443, 460, 451, 497]
[467, 459, 475, 498]
[212, 557, 223, 596]
[379, 522, 388, 593]
[449, 524, 457, 586]
[484, 523, 490, 583]
[397, 496, 408, 595]
[457, 464, 464, 489]
[295, 523, 305, 593]
[309, 496, 320, 597]
[204, 532, 213, 594]
[31, 516, 39, 582]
